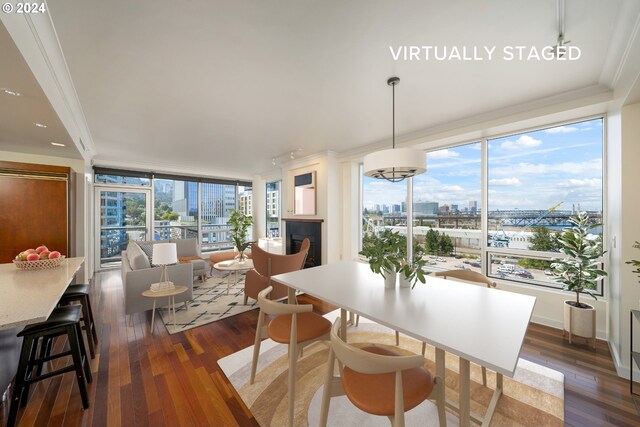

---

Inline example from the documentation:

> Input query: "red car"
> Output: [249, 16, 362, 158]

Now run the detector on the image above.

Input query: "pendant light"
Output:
[363, 77, 426, 182]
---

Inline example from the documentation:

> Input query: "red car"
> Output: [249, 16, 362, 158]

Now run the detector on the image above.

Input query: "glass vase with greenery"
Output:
[551, 212, 607, 308]
[228, 209, 254, 261]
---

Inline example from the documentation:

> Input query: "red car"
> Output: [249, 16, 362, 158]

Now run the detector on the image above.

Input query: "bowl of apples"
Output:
[13, 246, 65, 270]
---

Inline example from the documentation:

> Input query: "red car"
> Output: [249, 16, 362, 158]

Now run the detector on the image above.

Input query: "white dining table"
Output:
[272, 261, 536, 427]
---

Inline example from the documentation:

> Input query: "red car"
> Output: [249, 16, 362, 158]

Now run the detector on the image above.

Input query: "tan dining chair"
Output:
[320, 318, 446, 427]
[250, 286, 332, 427]
[434, 269, 496, 386]
[243, 238, 310, 304]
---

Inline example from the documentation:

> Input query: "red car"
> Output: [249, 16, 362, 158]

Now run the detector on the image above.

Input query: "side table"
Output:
[213, 259, 254, 295]
[142, 285, 188, 333]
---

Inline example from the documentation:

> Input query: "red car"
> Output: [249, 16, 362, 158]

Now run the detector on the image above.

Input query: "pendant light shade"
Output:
[363, 77, 426, 182]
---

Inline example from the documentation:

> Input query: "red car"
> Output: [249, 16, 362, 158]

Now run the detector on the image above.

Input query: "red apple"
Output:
[36, 245, 49, 254]
[25, 249, 36, 254]
[39, 251, 51, 260]
[48, 251, 61, 259]
[26, 253, 40, 261]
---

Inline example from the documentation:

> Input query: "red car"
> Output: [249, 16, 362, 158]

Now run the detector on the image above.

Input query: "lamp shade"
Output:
[363, 147, 427, 181]
[152, 243, 178, 265]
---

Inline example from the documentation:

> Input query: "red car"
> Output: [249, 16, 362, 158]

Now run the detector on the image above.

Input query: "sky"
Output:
[362, 118, 603, 212]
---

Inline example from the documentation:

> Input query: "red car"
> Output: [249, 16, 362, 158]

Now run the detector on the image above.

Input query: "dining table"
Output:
[272, 261, 536, 427]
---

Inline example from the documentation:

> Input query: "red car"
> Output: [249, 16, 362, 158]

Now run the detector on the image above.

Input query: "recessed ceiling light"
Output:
[50, 142, 66, 147]
[1, 88, 22, 96]
[34, 122, 48, 128]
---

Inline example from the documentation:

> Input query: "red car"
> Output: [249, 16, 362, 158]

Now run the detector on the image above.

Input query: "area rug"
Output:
[218, 310, 564, 427]
[158, 271, 257, 334]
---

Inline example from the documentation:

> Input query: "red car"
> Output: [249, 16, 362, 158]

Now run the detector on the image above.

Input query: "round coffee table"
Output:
[213, 259, 254, 295]
[142, 285, 188, 333]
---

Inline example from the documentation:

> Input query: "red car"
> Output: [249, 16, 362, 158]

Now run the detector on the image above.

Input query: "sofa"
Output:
[121, 238, 200, 317]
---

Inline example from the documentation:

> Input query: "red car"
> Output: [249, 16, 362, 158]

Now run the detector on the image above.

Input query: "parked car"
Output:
[470, 262, 481, 268]
[436, 257, 445, 262]
[497, 264, 514, 273]
[514, 269, 533, 279]
[454, 254, 462, 259]
[544, 269, 555, 276]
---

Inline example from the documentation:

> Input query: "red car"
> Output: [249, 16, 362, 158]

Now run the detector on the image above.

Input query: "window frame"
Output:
[359, 114, 607, 296]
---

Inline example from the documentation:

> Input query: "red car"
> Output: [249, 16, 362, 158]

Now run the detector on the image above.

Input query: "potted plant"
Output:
[626, 241, 640, 283]
[398, 240, 428, 289]
[228, 209, 254, 263]
[551, 212, 607, 347]
[359, 229, 404, 288]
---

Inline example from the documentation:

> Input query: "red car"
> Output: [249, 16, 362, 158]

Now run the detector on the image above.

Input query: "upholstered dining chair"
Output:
[243, 238, 310, 304]
[250, 286, 332, 427]
[320, 318, 446, 427]
[434, 269, 496, 386]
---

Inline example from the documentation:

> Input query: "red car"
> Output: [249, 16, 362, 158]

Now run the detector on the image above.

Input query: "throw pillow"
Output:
[136, 241, 157, 264]
[126, 242, 151, 270]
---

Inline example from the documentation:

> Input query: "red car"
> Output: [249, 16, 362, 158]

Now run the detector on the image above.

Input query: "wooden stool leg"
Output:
[80, 298, 95, 358]
[75, 323, 93, 383]
[395, 330, 400, 346]
[85, 296, 99, 345]
[8, 335, 34, 427]
[67, 325, 90, 408]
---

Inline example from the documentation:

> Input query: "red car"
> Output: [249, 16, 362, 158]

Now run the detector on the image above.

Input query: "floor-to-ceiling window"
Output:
[413, 142, 482, 272]
[94, 168, 252, 266]
[360, 116, 605, 293]
[154, 178, 199, 240]
[266, 181, 281, 237]
[486, 117, 604, 292]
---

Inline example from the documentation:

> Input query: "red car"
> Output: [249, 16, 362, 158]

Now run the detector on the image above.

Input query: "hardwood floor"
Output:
[1, 269, 638, 427]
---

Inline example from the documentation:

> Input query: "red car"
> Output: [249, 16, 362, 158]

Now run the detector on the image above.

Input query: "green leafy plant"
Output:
[359, 229, 404, 278]
[360, 229, 427, 287]
[550, 212, 607, 307]
[399, 241, 427, 288]
[626, 241, 640, 283]
[228, 209, 254, 256]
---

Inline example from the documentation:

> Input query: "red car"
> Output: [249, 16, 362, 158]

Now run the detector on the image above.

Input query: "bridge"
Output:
[369, 210, 602, 229]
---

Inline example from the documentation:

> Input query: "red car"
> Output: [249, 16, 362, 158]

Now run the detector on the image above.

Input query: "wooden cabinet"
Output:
[0, 161, 74, 263]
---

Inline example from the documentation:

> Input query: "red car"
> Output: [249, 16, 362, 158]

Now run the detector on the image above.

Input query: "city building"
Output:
[414, 201, 439, 216]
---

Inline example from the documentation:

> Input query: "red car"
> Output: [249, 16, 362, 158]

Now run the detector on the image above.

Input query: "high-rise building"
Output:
[451, 204, 459, 213]
[439, 204, 450, 214]
[469, 200, 478, 214]
[414, 201, 439, 215]
[392, 204, 401, 213]
[401, 201, 406, 213]
[240, 192, 253, 216]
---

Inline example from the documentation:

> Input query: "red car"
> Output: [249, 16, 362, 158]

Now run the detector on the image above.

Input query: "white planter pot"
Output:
[563, 300, 596, 348]
[399, 275, 412, 288]
[383, 270, 397, 289]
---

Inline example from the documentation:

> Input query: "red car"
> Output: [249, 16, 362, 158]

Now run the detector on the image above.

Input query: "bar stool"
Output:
[7, 304, 92, 427]
[59, 284, 98, 358]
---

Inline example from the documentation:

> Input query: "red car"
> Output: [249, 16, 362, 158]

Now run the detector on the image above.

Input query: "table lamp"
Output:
[150, 243, 178, 292]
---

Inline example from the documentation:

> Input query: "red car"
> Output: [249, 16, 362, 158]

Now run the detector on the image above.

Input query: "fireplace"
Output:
[284, 219, 322, 268]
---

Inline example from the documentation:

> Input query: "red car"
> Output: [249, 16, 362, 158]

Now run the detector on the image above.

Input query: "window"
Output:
[200, 182, 237, 251]
[266, 181, 281, 237]
[360, 117, 605, 293]
[361, 174, 407, 249]
[154, 179, 199, 240]
[487, 118, 604, 292]
[413, 142, 482, 273]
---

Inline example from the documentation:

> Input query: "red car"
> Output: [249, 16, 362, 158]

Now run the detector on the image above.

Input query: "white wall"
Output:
[251, 175, 266, 240]
[0, 150, 91, 282]
[277, 153, 342, 264]
[608, 102, 640, 378]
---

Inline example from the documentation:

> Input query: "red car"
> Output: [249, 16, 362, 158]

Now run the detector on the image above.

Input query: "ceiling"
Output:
[0, 22, 80, 160]
[4, 0, 640, 176]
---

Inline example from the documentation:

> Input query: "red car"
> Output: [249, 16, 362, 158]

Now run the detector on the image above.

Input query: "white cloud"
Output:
[557, 178, 602, 188]
[427, 149, 459, 159]
[500, 135, 542, 150]
[489, 178, 521, 186]
[544, 126, 578, 134]
[490, 158, 602, 177]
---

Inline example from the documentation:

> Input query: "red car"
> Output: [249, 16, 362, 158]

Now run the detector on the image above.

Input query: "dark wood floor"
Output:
[1, 270, 639, 427]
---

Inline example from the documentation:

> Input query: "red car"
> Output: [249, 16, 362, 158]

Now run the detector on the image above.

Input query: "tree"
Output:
[425, 228, 440, 254]
[518, 227, 560, 270]
[439, 234, 454, 255]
